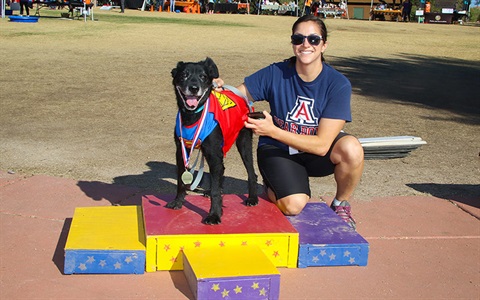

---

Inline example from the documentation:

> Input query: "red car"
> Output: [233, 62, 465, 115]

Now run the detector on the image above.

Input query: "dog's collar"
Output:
[194, 105, 205, 114]
[180, 104, 206, 115]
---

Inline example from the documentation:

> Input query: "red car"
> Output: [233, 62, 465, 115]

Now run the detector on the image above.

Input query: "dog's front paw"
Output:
[245, 196, 259, 207]
[165, 200, 183, 210]
[204, 214, 221, 225]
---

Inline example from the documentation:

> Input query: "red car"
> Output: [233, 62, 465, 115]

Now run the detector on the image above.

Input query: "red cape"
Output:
[209, 90, 250, 156]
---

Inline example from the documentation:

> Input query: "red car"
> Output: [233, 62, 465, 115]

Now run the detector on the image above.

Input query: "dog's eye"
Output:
[199, 74, 208, 82]
[181, 71, 190, 80]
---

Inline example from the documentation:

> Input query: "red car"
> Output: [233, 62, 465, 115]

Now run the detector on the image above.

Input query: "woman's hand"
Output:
[245, 111, 276, 137]
[212, 78, 225, 92]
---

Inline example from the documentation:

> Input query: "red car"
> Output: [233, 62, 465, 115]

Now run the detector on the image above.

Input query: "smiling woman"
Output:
[215, 14, 364, 230]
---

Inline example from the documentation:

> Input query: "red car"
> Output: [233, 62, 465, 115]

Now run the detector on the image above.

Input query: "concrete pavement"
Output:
[1, 170, 478, 299]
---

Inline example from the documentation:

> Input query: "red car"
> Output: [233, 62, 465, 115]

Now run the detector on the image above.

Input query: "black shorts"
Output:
[257, 132, 349, 200]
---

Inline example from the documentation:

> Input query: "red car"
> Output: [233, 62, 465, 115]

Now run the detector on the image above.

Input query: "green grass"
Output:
[4, 31, 46, 37]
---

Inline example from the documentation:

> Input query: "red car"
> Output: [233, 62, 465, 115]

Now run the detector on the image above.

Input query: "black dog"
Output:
[167, 57, 258, 225]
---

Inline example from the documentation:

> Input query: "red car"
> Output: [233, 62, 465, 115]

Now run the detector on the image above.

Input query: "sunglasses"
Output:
[291, 34, 323, 46]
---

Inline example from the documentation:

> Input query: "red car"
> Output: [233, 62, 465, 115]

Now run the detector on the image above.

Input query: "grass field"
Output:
[1, 9, 479, 200]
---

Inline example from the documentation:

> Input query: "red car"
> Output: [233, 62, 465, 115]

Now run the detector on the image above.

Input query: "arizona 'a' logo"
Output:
[286, 96, 318, 126]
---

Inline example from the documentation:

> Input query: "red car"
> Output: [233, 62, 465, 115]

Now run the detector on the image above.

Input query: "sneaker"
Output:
[331, 200, 357, 230]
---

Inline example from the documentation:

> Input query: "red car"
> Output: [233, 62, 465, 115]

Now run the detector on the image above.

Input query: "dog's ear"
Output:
[171, 61, 185, 79]
[203, 57, 219, 79]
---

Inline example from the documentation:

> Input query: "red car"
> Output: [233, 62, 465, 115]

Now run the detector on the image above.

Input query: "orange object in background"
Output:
[425, 1, 430, 12]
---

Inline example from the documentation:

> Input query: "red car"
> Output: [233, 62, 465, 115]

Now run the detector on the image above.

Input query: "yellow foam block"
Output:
[154, 233, 295, 271]
[64, 206, 146, 274]
[183, 246, 280, 299]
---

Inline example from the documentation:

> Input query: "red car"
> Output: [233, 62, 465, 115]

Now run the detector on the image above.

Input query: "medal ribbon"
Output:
[177, 97, 210, 171]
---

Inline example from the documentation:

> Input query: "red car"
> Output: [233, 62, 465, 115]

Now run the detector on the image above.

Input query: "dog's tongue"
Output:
[186, 97, 199, 108]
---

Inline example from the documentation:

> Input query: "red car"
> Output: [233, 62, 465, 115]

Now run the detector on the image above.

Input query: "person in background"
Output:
[155, 0, 164, 11]
[304, 0, 312, 16]
[462, 0, 470, 11]
[19, 0, 30, 16]
[208, 0, 214, 14]
[311, 1, 320, 16]
[170, 0, 176, 12]
[401, 0, 412, 22]
[120, 0, 125, 13]
[425, 1, 431, 12]
[215, 15, 364, 230]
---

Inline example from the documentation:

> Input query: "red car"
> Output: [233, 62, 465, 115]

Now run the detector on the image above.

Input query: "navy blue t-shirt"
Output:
[244, 60, 352, 151]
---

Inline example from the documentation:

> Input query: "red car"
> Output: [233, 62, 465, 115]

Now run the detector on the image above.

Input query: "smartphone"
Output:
[248, 112, 265, 119]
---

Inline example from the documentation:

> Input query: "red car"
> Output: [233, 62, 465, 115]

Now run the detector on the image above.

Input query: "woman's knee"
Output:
[276, 194, 309, 216]
[331, 135, 364, 165]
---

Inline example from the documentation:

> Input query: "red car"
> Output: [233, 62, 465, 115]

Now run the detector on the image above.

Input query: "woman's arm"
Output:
[245, 112, 345, 157]
[235, 83, 253, 101]
[212, 79, 254, 103]
[235, 81, 345, 156]
[214, 78, 344, 156]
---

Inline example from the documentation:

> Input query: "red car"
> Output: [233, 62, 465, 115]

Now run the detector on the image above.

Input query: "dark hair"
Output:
[288, 15, 328, 65]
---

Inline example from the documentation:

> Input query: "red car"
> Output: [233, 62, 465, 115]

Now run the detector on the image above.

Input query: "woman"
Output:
[220, 15, 364, 229]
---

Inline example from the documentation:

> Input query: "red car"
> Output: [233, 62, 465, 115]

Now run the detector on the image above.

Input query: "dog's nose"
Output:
[189, 85, 200, 94]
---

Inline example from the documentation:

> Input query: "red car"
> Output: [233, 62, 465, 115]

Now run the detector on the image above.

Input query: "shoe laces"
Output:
[334, 203, 356, 230]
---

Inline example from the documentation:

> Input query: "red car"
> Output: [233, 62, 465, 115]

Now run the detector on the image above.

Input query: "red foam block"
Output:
[142, 194, 298, 235]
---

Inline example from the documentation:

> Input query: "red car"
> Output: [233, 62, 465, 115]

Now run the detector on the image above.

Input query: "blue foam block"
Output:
[287, 202, 369, 268]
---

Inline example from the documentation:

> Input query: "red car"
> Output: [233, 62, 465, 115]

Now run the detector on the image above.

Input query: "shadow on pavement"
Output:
[77, 161, 262, 206]
[407, 183, 480, 208]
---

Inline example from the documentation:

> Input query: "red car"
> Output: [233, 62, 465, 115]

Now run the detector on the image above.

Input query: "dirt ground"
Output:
[1, 10, 479, 203]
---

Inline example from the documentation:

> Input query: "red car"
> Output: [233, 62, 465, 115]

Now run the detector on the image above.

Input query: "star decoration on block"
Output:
[211, 284, 220, 292]
[194, 240, 201, 247]
[219, 241, 226, 247]
[349, 257, 356, 264]
[344, 250, 351, 257]
[164, 244, 171, 252]
[329, 253, 336, 261]
[259, 288, 267, 296]
[265, 240, 272, 246]
[170, 256, 177, 263]
[78, 263, 87, 271]
[320, 250, 327, 256]
[251, 282, 259, 290]
[241, 241, 248, 246]
[125, 256, 133, 264]
[312, 256, 319, 263]
[272, 250, 280, 258]
[234, 285, 242, 294]
[221, 288, 230, 298]
[114, 262, 122, 269]
[99, 260, 107, 267]
[86, 256, 95, 264]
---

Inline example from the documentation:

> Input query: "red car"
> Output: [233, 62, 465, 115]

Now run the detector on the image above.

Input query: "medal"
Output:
[177, 97, 210, 188]
[181, 170, 193, 185]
